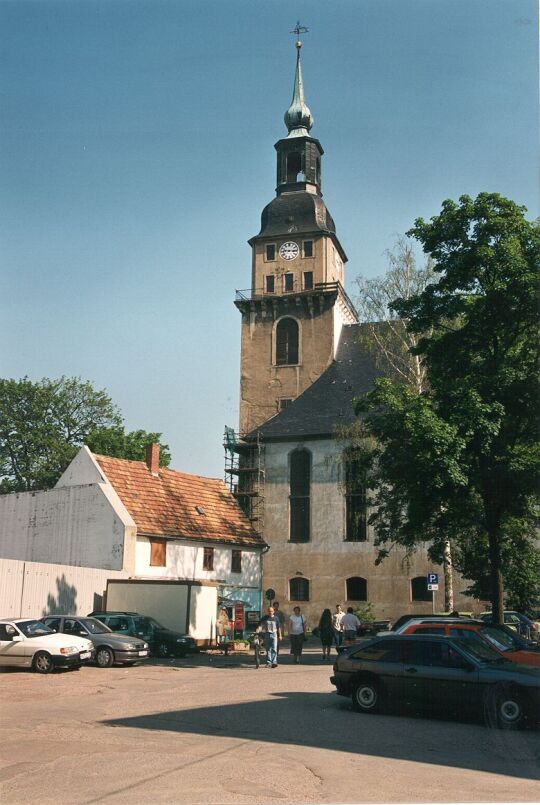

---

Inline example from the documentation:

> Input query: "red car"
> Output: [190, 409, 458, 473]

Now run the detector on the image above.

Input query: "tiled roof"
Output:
[248, 323, 380, 441]
[94, 454, 264, 547]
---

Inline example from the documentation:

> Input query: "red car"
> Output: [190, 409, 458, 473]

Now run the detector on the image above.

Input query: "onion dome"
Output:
[284, 42, 314, 137]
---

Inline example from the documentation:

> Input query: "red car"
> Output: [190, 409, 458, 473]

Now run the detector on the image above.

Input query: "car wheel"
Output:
[96, 646, 114, 668]
[33, 651, 54, 674]
[494, 685, 526, 730]
[352, 679, 380, 713]
[157, 642, 170, 658]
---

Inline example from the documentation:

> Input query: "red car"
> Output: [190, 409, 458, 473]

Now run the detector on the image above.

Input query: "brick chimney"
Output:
[145, 443, 160, 475]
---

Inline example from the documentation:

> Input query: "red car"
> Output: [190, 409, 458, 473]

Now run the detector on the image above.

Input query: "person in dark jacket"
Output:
[318, 608, 334, 660]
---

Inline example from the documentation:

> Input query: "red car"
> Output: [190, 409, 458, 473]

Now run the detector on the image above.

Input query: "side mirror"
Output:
[12, 635, 23, 643]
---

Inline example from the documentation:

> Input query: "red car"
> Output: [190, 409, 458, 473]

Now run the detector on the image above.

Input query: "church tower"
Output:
[236, 33, 358, 434]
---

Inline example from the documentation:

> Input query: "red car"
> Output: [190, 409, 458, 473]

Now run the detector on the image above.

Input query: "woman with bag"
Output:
[318, 608, 334, 660]
[289, 606, 307, 664]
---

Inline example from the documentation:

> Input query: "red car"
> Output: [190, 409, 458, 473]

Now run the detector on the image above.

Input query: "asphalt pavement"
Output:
[0, 647, 539, 804]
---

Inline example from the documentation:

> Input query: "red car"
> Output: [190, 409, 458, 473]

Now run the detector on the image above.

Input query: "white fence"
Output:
[0, 558, 127, 619]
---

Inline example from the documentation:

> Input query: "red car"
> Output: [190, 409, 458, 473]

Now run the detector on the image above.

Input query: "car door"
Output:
[401, 639, 478, 715]
[0, 623, 24, 666]
[348, 639, 406, 702]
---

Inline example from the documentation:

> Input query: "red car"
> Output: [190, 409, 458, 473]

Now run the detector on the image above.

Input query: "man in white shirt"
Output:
[332, 604, 344, 651]
[341, 607, 360, 645]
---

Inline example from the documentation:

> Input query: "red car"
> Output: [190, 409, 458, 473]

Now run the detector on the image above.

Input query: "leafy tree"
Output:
[0, 377, 170, 493]
[86, 426, 171, 466]
[355, 193, 540, 622]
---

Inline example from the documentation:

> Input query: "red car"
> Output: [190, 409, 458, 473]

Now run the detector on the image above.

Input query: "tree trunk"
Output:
[443, 539, 454, 612]
[487, 523, 504, 624]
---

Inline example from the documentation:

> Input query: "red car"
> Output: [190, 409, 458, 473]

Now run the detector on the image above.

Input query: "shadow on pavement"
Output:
[103, 690, 540, 782]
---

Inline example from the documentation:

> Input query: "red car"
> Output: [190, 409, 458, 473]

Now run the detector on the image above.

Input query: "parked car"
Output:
[390, 613, 473, 632]
[479, 611, 539, 642]
[390, 616, 477, 635]
[0, 618, 93, 674]
[41, 616, 149, 668]
[330, 633, 540, 729]
[402, 620, 540, 667]
[88, 611, 197, 658]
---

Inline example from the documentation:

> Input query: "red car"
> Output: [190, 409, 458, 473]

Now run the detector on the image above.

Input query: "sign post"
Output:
[427, 572, 439, 614]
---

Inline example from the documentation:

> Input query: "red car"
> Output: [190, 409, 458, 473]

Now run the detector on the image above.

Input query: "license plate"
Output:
[138, 650, 148, 656]
[80, 651, 91, 659]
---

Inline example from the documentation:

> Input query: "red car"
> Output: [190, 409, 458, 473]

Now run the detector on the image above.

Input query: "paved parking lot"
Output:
[1, 648, 539, 804]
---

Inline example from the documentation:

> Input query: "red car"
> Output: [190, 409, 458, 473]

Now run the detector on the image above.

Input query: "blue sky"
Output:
[1, 0, 538, 477]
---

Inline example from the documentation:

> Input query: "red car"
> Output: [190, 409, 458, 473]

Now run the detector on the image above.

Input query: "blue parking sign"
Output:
[427, 573, 438, 585]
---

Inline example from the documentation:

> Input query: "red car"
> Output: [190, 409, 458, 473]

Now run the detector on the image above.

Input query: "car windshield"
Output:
[480, 625, 517, 652]
[133, 617, 164, 631]
[17, 620, 55, 638]
[454, 637, 505, 663]
[79, 618, 111, 634]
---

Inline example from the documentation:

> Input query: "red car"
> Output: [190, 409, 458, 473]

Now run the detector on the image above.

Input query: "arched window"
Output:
[289, 577, 310, 602]
[343, 448, 367, 541]
[289, 448, 310, 542]
[411, 576, 431, 602]
[286, 151, 302, 183]
[276, 318, 299, 366]
[346, 577, 367, 601]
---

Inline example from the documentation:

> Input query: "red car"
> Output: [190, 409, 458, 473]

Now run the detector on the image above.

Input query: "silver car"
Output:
[41, 616, 149, 667]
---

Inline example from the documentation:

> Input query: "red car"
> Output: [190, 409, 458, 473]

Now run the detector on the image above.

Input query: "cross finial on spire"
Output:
[290, 21, 308, 50]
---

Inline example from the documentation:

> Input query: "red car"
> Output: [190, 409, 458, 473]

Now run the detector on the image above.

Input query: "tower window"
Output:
[283, 273, 294, 292]
[286, 151, 302, 183]
[411, 576, 432, 602]
[303, 272, 313, 290]
[289, 577, 310, 602]
[266, 244, 276, 261]
[303, 240, 313, 258]
[203, 547, 214, 571]
[276, 318, 299, 365]
[346, 577, 367, 601]
[265, 275, 275, 293]
[344, 449, 367, 542]
[289, 448, 310, 542]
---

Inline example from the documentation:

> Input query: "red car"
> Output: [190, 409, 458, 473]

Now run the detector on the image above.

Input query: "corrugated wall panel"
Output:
[0, 558, 25, 617]
[0, 559, 127, 618]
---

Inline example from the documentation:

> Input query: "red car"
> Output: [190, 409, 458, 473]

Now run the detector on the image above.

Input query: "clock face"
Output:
[279, 241, 299, 261]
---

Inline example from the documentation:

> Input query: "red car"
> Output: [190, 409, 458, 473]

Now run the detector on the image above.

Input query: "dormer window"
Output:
[195, 506, 205, 515]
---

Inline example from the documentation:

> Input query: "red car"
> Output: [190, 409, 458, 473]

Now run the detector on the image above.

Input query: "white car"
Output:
[0, 618, 94, 673]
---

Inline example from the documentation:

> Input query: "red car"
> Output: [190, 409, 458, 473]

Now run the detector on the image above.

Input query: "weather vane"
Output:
[290, 21, 308, 49]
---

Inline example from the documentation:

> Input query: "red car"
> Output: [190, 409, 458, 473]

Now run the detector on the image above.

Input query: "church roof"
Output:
[253, 190, 336, 240]
[248, 323, 380, 441]
[93, 454, 264, 547]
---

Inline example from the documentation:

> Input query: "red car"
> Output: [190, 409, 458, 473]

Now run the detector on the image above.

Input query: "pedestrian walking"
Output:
[332, 604, 344, 651]
[258, 606, 282, 668]
[318, 608, 334, 660]
[216, 607, 230, 646]
[273, 601, 286, 654]
[289, 606, 306, 664]
[342, 607, 360, 646]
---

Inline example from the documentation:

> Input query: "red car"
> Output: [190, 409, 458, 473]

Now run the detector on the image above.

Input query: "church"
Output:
[226, 34, 472, 625]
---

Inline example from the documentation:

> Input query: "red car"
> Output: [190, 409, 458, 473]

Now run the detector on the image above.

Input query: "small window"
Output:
[303, 271, 313, 290]
[284, 273, 294, 292]
[266, 244, 276, 261]
[303, 240, 313, 258]
[351, 640, 403, 663]
[411, 576, 432, 602]
[195, 505, 205, 515]
[279, 398, 293, 411]
[289, 577, 310, 601]
[265, 275, 275, 293]
[231, 550, 242, 573]
[150, 538, 166, 567]
[346, 576, 367, 601]
[203, 547, 214, 571]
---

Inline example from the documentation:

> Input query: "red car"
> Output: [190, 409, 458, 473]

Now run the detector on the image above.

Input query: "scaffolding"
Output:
[223, 427, 265, 534]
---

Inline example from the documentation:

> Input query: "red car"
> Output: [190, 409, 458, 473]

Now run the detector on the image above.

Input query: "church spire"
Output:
[284, 23, 314, 138]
